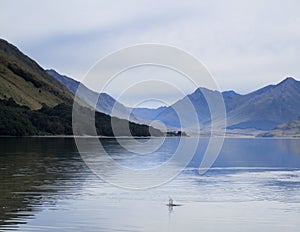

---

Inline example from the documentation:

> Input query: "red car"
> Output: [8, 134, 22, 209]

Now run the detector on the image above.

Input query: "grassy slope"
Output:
[0, 39, 73, 109]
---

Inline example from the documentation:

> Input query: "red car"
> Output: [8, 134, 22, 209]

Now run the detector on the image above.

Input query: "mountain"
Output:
[45, 69, 79, 94]
[222, 90, 240, 98]
[0, 39, 162, 136]
[0, 39, 73, 109]
[139, 78, 300, 134]
[259, 117, 300, 137]
[226, 77, 300, 130]
[48, 64, 300, 136]
[131, 106, 168, 121]
[131, 89, 240, 132]
[46, 69, 137, 120]
[148, 88, 237, 129]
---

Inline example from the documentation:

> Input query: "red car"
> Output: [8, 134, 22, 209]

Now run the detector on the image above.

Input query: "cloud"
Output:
[102, 65, 198, 107]
[1, 0, 300, 102]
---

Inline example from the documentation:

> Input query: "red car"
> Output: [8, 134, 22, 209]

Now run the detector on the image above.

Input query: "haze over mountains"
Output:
[47, 69, 300, 136]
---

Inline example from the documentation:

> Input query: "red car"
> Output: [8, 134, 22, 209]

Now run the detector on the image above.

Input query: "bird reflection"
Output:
[168, 204, 174, 214]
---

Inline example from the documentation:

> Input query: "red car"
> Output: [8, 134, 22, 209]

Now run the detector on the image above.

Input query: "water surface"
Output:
[1, 137, 300, 231]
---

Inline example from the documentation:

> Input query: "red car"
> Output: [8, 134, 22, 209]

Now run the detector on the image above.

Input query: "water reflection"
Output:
[0, 138, 91, 230]
[210, 138, 300, 168]
[0, 138, 300, 231]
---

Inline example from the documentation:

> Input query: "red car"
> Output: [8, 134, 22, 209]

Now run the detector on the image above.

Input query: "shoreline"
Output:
[0, 135, 299, 139]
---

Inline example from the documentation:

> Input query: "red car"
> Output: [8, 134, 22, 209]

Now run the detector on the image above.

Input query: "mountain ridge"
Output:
[46, 69, 137, 119]
[47, 67, 300, 136]
[225, 77, 300, 131]
[0, 39, 73, 109]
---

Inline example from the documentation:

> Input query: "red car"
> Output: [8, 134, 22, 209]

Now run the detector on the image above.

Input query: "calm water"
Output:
[1, 137, 300, 231]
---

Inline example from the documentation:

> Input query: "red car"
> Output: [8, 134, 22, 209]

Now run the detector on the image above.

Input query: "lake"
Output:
[1, 137, 300, 231]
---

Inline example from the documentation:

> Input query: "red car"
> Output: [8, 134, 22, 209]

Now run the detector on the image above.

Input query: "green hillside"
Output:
[0, 39, 73, 109]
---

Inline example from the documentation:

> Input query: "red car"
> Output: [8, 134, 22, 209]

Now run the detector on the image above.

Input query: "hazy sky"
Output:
[1, 0, 300, 107]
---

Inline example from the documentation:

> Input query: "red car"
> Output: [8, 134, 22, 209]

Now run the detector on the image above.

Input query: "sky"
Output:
[1, 0, 300, 107]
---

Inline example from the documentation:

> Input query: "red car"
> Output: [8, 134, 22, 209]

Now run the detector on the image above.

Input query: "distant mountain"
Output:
[46, 69, 137, 120]
[46, 69, 218, 131]
[147, 88, 238, 130]
[48, 65, 300, 136]
[258, 117, 300, 137]
[226, 77, 300, 130]
[46, 69, 79, 94]
[222, 90, 240, 98]
[0, 39, 162, 136]
[139, 78, 300, 134]
[131, 106, 167, 121]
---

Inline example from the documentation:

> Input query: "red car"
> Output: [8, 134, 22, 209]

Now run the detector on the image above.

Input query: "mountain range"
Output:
[2, 38, 299, 137]
[47, 69, 300, 136]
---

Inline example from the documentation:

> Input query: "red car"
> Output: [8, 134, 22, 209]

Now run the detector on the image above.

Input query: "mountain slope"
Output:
[46, 69, 136, 119]
[258, 117, 300, 137]
[151, 88, 232, 129]
[0, 39, 163, 136]
[0, 39, 73, 109]
[226, 77, 300, 130]
[131, 106, 168, 121]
